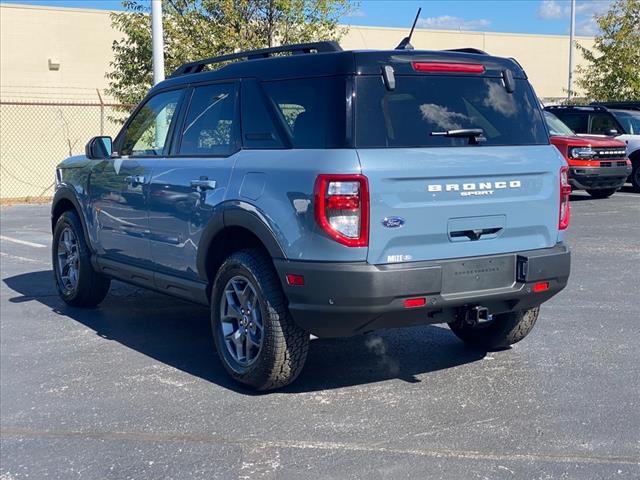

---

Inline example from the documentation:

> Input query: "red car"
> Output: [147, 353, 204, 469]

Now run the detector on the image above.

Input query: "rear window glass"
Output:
[355, 76, 548, 148]
[262, 77, 347, 148]
[179, 83, 237, 156]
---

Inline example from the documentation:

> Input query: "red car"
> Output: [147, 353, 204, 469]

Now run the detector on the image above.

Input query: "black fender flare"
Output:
[51, 186, 95, 253]
[196, 201, 286, 281]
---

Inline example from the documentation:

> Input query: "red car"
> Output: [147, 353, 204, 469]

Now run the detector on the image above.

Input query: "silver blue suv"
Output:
[51, 42, 571, 390]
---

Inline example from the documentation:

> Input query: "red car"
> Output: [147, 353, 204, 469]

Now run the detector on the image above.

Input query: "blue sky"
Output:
[1, 0, 612, 36]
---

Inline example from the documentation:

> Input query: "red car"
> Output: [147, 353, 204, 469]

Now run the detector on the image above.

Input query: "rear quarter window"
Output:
[262, 77, 348, 149]
[355, 75, 548, 148]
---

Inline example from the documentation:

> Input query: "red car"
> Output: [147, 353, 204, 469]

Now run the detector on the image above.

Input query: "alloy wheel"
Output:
[57, 227, 79, 294]
[219, 275, 264, 366]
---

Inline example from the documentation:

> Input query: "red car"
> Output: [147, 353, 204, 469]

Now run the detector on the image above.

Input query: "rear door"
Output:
[147, 81, 240, 280]
[354, 73, 564, 265]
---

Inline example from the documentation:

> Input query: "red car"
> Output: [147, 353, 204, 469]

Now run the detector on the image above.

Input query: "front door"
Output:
[147, 82, 240, 280]
[90, 88, 184, 267]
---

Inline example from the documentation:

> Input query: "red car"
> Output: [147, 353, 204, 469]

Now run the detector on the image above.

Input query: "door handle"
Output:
[124, 175, 146, 186]
[190, 179, 217, 191]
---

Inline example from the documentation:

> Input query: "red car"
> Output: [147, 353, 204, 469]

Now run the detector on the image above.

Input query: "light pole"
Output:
[567, 0, 576, 102]
[151, 0, 165, 85]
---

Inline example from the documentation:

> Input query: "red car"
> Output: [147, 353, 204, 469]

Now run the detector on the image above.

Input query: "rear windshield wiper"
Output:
[430, 128, 486, 145]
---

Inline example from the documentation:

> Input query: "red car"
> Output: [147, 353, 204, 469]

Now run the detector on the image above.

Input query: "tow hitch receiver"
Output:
[463, 306, 491, 326]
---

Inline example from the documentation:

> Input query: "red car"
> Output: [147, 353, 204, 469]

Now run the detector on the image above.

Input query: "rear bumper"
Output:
[569, 165, 631, 190]
[275, 243, 571, 337]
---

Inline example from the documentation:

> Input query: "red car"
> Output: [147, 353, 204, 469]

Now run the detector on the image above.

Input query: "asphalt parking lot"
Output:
[1, 190, 639, 479]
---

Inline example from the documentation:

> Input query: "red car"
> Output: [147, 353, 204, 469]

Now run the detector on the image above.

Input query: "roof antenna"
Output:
[395, 8, 421, 50]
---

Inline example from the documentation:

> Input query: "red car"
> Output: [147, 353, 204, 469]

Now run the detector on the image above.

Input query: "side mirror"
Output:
[86, 136, 113, 159]
[605, 129, 618, 136]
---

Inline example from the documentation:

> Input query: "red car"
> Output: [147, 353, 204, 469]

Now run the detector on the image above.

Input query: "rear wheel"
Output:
[448, 307, 539, 350]
[211, 249, 309, 391]
[586, 188, 617, 199]
[52, 211, 111, 307]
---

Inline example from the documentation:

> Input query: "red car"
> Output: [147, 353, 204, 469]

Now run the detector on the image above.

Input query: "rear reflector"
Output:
[403, 297, 427, 308]
[559, 166, 571, 230]
[286, 274, 305, 286]
[412, 62, 485, 74]
[532, 281, 550, 293]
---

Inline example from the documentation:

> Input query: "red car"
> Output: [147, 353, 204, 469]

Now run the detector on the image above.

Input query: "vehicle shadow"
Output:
[3, 270, 487, 395]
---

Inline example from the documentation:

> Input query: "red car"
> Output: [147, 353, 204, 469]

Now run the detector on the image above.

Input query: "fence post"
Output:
[96, 89, 105, 135]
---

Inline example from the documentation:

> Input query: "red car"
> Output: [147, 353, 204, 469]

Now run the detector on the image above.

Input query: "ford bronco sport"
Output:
[51, 42, 571, 390]
[545, 104, 640, 192]
[545, 111, 631, 198]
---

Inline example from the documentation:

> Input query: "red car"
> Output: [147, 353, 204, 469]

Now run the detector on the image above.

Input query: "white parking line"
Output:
[0, 235, 47, 249]
[0, 251, 49, 266]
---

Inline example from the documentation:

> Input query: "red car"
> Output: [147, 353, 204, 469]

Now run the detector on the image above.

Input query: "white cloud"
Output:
[538, 0, 564, 19]
[537, 0, 613, 35]
[417, 15, 490, 31]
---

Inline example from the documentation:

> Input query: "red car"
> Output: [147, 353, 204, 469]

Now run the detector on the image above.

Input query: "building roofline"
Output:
[0, 2, 114, 15]
[346, 23, 595, 41]
[0, 3, 595, 41]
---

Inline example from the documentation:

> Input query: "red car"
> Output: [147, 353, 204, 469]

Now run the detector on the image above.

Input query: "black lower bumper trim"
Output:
[275, 244, 570, 338]
[569, 165, 631, 190]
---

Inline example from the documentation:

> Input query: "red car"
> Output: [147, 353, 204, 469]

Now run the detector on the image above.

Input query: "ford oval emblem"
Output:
[382, 216, 405, 228]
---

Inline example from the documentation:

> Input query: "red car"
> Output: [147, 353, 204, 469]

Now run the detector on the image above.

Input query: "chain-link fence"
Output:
[0, 100, 133, 201]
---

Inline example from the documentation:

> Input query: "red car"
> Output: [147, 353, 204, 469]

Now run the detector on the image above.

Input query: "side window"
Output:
[120, 90, 182, 156]
[554, 113, 588, 133]
[590, 113, 618, 135]
[262, 77, 347, 149]
[179, 83, 237, 156]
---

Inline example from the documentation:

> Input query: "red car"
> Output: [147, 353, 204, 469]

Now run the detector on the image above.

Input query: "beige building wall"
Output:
[0, 3, 595, 199]
[0, 3, 594, 101]
[0, 3, 120, 102]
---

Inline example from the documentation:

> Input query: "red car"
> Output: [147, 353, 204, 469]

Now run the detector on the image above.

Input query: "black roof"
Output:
[150, 42, 527, 94]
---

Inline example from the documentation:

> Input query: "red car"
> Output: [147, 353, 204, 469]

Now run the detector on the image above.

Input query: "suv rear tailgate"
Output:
[358, 145, 564, 264]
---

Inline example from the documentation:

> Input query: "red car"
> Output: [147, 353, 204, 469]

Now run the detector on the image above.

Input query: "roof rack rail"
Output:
[546, 104, 607, 111]
[171, 41, 343, 77]
[590, 101, 640, 111]
[445, 48, 488, 55]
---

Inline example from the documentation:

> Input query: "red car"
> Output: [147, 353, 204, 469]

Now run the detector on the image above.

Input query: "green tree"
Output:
[106, 0, 353, 105]
[576, 0, 640, 101]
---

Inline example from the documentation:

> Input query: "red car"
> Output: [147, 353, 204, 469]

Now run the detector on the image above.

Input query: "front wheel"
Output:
[52, 211, 111, 307]
[587, 188, 617, 199]
[211, 249, 309, 391]
[448, 307, 539, 350]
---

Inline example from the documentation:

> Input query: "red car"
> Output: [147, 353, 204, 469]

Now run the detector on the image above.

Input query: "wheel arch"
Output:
[51, 187, 93, 251]
[197, 203, 286, 284]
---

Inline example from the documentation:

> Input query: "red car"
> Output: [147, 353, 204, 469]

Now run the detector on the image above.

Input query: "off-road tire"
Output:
[586, 188, 617, 199]
[211, 249, 309, 391]
[52, 211, 111, 307]
[448, 307, 540, 350]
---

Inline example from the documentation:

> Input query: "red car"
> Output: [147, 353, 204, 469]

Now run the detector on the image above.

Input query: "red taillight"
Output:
[285, 274, 305, 286]
[403, 297, 427, 308]
[532, 281, 550, 293]
[412, 62, 485, 74]
[559, 166, 571, 230]
[314, 174, 369, 247]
